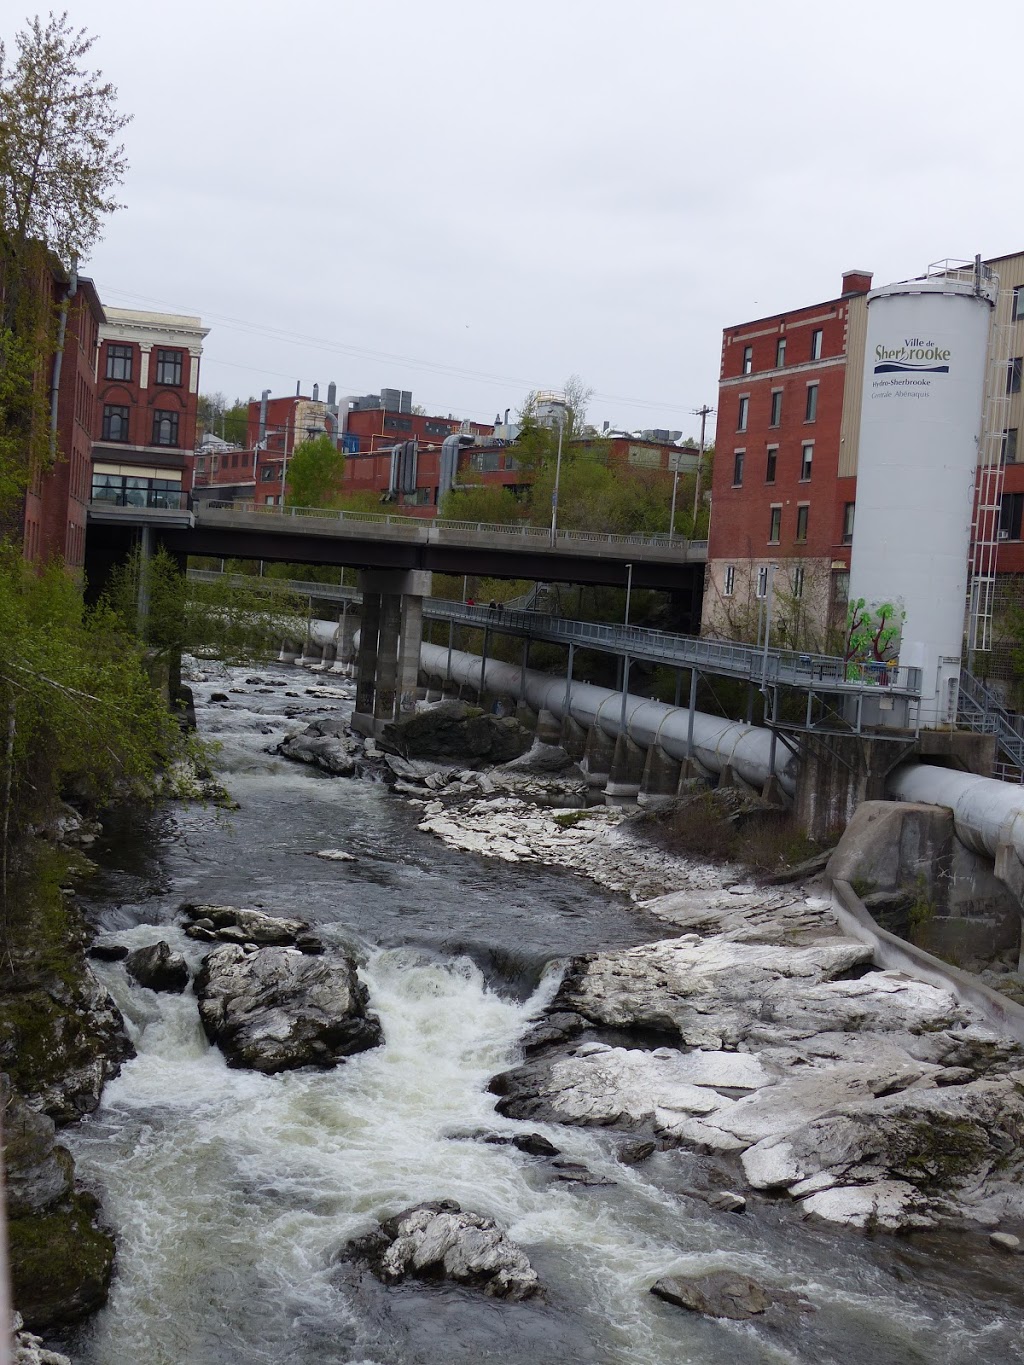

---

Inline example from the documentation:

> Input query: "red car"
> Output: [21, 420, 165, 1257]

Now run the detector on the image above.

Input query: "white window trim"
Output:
[768, 503, 782, 545]
[723, 565, 735, 597]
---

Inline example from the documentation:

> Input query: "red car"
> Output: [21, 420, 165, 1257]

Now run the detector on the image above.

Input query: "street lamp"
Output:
[549, 412, 566, 546]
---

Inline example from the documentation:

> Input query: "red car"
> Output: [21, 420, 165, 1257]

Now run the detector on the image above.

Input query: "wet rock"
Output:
[275, 716, 363, 776]
[180, 903, 313, 948]
[707, 1191, 747, 1213]
[210, 692, 229, 702]
[195, 944, 382, 1073]
[86, 943, 129, 962]
[124, 941, 189, 994]
[346, 1200, 541, 1300]
[295, 933, 325, 955]
[990, 1231, 1021, 1253]
[314, 848, 356, 862]
[13, 1312, 73, 1364]
[3, 1079, 114, 1330]
[650, 1270, 772, 1319]
[618, 1139, 657, 1165]
[512, 1132, 560, 1156]
[379, 700, 532, 766]
[551, 1160, 615, 1187]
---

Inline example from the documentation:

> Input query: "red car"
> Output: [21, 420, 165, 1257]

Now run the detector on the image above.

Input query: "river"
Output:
[56, 665, 1024, 1365]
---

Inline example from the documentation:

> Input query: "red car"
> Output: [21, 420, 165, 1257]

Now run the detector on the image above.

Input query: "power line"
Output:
[100, 286, 711, 420]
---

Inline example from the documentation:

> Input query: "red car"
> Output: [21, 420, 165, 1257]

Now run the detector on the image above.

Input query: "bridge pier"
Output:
[353, 570, 431, 736]
[561, 716, 588, 761]
[334, 610, 357, 675]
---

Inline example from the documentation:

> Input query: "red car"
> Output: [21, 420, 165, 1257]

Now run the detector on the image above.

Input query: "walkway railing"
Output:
[958, 668, 1024, 773]
[196, 500, 707, 558]
[186, 570, 922, 700]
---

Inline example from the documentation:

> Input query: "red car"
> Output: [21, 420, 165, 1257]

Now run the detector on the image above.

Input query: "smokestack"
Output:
[313, 383, 319, 401]
[259, 389, 270, 444]
[504, 408, 509, 425]
[295, 380, 301, 397]
[327, 381, 337, 406]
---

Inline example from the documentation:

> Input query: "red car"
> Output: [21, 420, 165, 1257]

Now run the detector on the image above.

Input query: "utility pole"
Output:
[691, 404, 714, 531]
[549, 413, 565, 546]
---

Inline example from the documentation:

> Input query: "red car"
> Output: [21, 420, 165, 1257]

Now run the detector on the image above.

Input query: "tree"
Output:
[284, 435, 346, 509]
[0, 12, 129, 516]
[197, 393, 250, 446]
[439, 485, 523, 525]
[0, 12, 130, 274]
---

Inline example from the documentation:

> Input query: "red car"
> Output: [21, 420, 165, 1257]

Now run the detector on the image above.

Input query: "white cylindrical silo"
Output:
[848, 269, 996, 727]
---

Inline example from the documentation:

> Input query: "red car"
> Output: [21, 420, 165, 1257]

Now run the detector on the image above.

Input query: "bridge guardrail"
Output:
[197, 500, 703, 556]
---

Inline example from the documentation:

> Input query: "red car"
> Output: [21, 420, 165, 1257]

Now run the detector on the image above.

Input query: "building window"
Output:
[765, 446, 777, 483]
[1000, 491, 1024, 540]
[792, 565, 805, 599]
[832, 569, 850, 605]
[101, 404, 129, 441]
[724, 565, 735, 597]
[805, 383, 818, 422]
[105, 344, 132, 381]
[741, 345, 753, 375]
[769, 390, 782, 427]
[152, 409, 179, 446]
[155, 349, 183, 386]
[810, 329, 823, 361]
[732, 450, 745, 486]
[755, 566, 769, 599]
[261, 464, 279, 481]
[775, 337, 786, 368]
[1015, 286, 1024, 321]
[1008, 358, 1023, 395]
[1003, 428, 1019, 464]
[737, 396, 749, 432]
[800, 442, 813, 481]
[768, 505, 781, 543]
[842, 501, 855, 543]
[795, 503, 809, 542]
[384, 415, 413, 432]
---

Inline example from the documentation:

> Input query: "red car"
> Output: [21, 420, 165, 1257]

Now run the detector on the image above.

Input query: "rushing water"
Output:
[57, 666, 1024, 1365]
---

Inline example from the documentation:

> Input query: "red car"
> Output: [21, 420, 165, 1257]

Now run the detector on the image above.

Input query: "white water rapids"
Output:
[56, 666, 1024, 1364]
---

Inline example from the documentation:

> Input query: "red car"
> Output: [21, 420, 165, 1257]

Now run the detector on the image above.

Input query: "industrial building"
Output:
[704, 251, 1024, 681]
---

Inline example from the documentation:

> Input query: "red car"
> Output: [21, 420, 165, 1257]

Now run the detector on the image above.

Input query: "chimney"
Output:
[259, 389, 270, 444]
[312, 383, 319, 401]
[327, 381, 337, 406]
[842, 269, 873, 296]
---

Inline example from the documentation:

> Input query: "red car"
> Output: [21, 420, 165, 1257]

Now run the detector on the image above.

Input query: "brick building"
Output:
[91, 307, 208, 513]
[703, 270, 874, 649]
[19, 263, 105, 573]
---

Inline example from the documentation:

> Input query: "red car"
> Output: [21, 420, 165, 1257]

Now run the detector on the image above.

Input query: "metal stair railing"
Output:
[958, 668, 1024, 773]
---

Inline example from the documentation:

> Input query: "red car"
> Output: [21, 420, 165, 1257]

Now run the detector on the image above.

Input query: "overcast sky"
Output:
[38, 0, 1024, 442]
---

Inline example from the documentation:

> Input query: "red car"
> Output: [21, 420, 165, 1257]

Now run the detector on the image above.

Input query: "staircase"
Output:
[958, 668, 1024, 776]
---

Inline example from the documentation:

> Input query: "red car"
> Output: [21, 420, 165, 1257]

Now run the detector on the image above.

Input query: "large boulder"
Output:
[124, 941, 189, 994]
[180, 903, 317, 949]
[346, 1200, 541, 1300]
[2, 1078, 114, 1331]
[194, 944, 382, 1072]
[650, 1271, 772, 1319]
[380, 700, 532, 766]
[276, 717, 363, 776]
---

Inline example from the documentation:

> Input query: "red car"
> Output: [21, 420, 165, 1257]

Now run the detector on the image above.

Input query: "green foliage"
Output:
[285, 434, 346, 509]
[439, 484, 524, 524]
[0, 12, 130, 267]
[103, 547, 305, 665]
[0, 553, 185, 898]
[197, 393, 250, 446]
[0, 269, 53, 516]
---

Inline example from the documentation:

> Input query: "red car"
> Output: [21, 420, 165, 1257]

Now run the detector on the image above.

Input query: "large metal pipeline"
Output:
[887, 764, 1024, 865]
[418, 641, 798, 794]
[309, 618, 1024, 867]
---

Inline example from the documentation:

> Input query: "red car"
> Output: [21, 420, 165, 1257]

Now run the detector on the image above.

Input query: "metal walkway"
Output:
[188, 570, 923, 703]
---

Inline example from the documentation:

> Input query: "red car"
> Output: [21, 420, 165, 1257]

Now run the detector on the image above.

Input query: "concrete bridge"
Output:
[87, 499, 707, 617]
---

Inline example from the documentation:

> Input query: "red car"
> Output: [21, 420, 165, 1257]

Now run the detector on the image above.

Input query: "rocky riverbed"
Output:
[272, 692, 1024, 1241]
